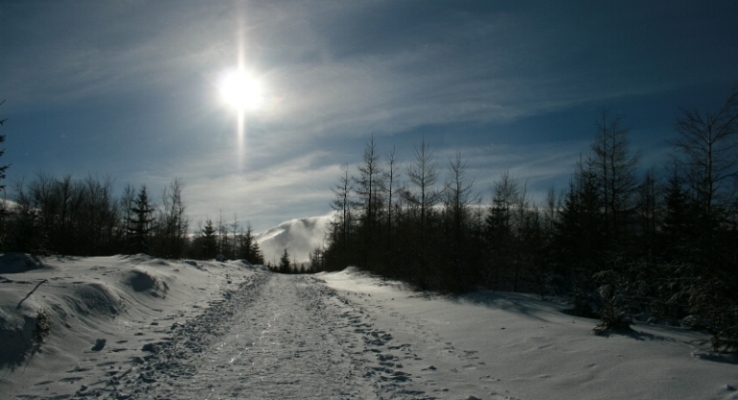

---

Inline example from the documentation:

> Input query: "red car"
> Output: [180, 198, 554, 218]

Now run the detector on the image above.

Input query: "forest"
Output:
[320, 90, 738, 351]
[0, 172, 266, 266]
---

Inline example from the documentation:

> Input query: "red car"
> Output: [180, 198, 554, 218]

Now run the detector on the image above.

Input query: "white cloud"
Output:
[155, 151, 343, 233]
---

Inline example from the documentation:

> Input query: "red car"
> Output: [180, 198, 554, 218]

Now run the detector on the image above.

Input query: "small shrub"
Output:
[33, 309, 51, 344]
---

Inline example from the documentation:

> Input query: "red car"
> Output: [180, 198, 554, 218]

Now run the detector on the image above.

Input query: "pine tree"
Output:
[485, 170, 519, 289]
[659, 170, 695, 260]
[555, 157, 603, 269]
[0, 100, 9, 192]
[0, 100, 10, 250]
[127, 185, 155, 254]
[279, 248, 291, 273]
[250, 240, 265, 265]
[237, 223, 264, 264]
[200, 219, 218, 260]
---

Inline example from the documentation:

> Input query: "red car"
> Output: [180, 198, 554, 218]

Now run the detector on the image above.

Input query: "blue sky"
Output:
[1, 1, 737, 232]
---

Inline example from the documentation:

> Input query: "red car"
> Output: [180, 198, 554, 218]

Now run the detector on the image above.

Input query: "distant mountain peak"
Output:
[255, 214, 333, 264]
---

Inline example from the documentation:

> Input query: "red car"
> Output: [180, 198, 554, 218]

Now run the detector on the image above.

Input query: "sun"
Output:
[219, 69, 264, 111]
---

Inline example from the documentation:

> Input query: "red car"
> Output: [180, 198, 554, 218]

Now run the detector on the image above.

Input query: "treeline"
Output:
[265, 248, 323, 274]
[0, 174, 264, 264]
[321, 90, 738, 350]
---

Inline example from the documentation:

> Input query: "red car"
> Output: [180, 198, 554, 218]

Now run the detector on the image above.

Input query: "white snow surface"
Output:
[1, 255, 737, 400]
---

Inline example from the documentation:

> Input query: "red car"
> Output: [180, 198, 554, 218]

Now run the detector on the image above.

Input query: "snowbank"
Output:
[0, 254, 261, 398]
[0, 253, 50, 274]
[320, 267, 738, 400]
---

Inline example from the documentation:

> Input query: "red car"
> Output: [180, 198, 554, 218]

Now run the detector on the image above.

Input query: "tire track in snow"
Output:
[98, 273, 427, 400]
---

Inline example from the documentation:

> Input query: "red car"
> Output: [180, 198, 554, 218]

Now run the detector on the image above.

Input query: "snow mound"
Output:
[122, 269, 169, 298]
[0, 253, 50, 274]
[119, 254, 168, 266]
[69, 282, 121, 316]
[0, 304, 48, 368]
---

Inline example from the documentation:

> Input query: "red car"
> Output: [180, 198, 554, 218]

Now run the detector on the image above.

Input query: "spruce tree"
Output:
[0, 101, 9, 250]
[127, 185, 155, 254]
[0, 100, 9, 191]
[249, 239, 265, 265]
[279, 248, 291, 273]
[200, 219, 218, 260]
[237, 223, 264, 264]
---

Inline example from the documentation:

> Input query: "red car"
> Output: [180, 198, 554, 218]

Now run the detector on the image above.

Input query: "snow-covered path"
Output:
[3, 256, 738, 400]
[110, 273, 419, 399]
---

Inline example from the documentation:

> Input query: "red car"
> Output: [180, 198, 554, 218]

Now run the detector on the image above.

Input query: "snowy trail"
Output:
[105, 273, 424, 400]
[6, 260, 735, 400]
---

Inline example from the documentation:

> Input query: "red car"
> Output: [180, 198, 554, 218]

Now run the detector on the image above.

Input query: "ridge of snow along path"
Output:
[1, 256, 738, 399]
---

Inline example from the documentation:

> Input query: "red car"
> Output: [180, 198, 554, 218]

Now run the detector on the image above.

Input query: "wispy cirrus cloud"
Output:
[2, 0, 736, 233]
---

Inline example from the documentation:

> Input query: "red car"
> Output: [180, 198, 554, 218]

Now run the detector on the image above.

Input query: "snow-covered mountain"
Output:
[255, 214, 333, 264]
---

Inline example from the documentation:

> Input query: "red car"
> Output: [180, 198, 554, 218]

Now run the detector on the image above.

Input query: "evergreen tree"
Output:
[0, 101, 10, 250]
[127, 185, 156, 254]
[555, 157, 603, 269]
[658, 170, 696, 260]
[0, 100, 9, 192]
[485, 170, 520, 289]
[279, 248, 291, 273]
[237, 223, 264, 264]
[635, 169, 658, 256]
[250, 239, 265, 265]
[200, 219, 218, 260]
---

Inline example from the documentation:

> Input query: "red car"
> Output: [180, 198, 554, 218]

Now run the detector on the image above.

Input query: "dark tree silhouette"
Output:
[237, 223, 264, 265]
[403, 138, 440, 287]
[673, 89, 738, 241]
[443, 151, 478, 292]
[328, 165, 353, 270]
[127, 185, 156, 254]
[588, 109, 639, 247]
[0, 100, 9, 192]
[354, 135, 384, 271]
[155, 179, 188, 259]
[279, 248, 291, 273]
[0, 100, 10, 250]
[199, 219, 218, 260]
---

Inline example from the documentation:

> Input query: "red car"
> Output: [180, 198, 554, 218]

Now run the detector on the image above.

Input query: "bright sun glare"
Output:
[219, 69, 264, 111]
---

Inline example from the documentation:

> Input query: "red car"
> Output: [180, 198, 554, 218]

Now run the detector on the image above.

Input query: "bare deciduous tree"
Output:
[673, 89, 738, 230]
[588, 109, 640, 244]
